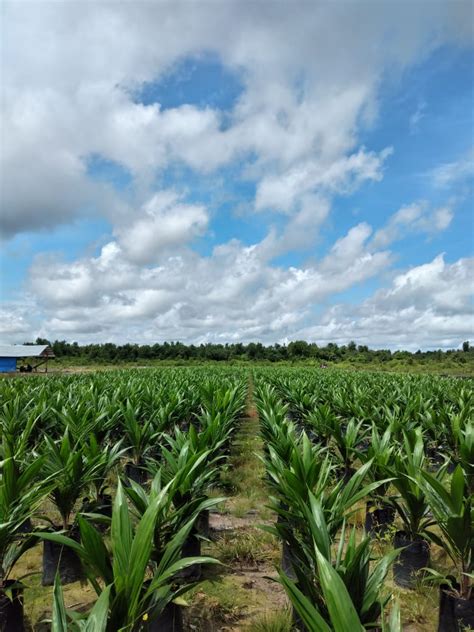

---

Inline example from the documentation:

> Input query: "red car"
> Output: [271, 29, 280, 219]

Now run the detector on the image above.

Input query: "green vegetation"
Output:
[0, 365, 472, 630]
[29, 336, 474, 376]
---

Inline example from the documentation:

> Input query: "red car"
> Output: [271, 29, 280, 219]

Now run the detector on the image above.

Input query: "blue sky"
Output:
[1, 1, 473, 349]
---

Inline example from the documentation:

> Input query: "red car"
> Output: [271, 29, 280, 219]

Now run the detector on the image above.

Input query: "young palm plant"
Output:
[388, 429, 433, 588]
[40, 429, 103, 585]
[361, 426, 396, 536]
[327, 417, 368, 482]
[279, 557, 402, 632]
[124, 471, 224, 567]
[79, 434, 126, 527]
[418, 465, 473, 631]
[272, 491, 399, 630]
[120, 400, 160, 484]
[153, 437, 224, 579]
[41, 480, 218, 631]
[0, 449, 52, 631]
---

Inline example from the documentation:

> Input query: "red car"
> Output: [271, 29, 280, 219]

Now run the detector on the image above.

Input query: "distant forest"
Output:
[30, 338, 473, 365]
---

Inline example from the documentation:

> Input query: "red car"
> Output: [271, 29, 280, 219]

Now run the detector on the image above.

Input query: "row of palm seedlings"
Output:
[254, 372, 473, 632]
[0, 368, 247, 631]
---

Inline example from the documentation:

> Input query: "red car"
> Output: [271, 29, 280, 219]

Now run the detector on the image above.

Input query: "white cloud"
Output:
[409, 100, 426, 134]
[1, 1, 472, 348]
[0, 304, 35, 339]
[294, 255, 474, 350]
[372, 201, 454, 248]
[16, 220, 391, 343]
[115, 192, 208, 264]
[255, 147, 392, 214]
[2, 221, 471, 350]
[428, 152, 474, 189]
[2, 1, 472, 235]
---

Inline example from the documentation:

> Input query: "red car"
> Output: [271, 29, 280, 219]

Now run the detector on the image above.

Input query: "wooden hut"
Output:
[0, 345, 55, 373]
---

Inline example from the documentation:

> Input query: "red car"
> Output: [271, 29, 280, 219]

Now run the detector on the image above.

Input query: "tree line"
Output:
[30, 338, 473, 364]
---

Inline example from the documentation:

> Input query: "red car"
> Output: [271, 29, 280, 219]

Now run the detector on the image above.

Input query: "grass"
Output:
[246, 608, 293, 632]
[185, 576, 254, 629]
[214, 528, 280, 569]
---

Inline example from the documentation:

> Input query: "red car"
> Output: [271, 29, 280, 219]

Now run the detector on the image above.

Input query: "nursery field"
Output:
[0, 367, 472, 631]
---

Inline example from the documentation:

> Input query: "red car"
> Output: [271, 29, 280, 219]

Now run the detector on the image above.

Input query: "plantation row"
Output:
[0, 367, 472, 631]
[254, 369, 473, 631]
[0, 368, 248, 630]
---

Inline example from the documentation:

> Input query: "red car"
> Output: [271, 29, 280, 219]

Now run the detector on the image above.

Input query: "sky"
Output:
[1, 1, 473, 350]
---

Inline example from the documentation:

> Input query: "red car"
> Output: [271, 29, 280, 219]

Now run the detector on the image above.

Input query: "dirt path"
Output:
[186, 377, 289, 631]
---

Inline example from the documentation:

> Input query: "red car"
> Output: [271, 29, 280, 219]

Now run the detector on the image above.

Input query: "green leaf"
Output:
[51, 574, 68, 632]
[83, 584, 111, 632]
[77, 515, 112, 586]
[110, 480, 133, 596]
[315, 547, 365, 632]
[450, 465, 465, 512]
[278, 570, 332, 632]
[126, 487, 161, 619]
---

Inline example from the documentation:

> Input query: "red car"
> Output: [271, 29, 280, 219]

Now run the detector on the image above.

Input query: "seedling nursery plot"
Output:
[0, 367, 472, 631]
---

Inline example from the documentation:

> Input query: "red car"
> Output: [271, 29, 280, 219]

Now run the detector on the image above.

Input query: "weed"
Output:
[187, 577, 249, 626]
[247, 608, 293, 632]
[215, 528, 279, 568]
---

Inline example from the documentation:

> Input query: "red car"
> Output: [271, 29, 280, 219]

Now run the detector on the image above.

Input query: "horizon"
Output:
[1, 1, 473, 351]
[18, 337, 474, 355]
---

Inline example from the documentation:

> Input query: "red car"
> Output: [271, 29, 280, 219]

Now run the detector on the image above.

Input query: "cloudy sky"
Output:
[1, 1, 473, 349]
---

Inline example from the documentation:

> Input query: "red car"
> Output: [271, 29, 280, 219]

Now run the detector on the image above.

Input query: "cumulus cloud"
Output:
[295, 255, 474, 350]
[372, 201, 454, 248]
[115, 191, 208, 264]
[18, 220, 392, 343]
[1, 1, 472, 348]
[0, 304, 35, 339]
[2, 1, 472, 235]
[255, 147, 393, 214]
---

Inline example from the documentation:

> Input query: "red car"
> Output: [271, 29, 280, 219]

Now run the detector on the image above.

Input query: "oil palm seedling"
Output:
[264, 439, 388, 583]
[0, 450, 52, 631]
[0, 396, 40, 457]
[54, 402, 113, 444]
[124, 471, 224, 566]
[120, 400, 161, 484]
[388, 429, 433, 588]
[267, 451, 385, 543]
[360, 426, 396, 536]
[305, 403, 338, 447]
[418, 465, 473, 631]
[79, 435, 127, 527]
[278, 541, 402, 632]
[153, 438, 224, 578]
[274, 492, 400, 630]
[199, 381, 247, 423]
[160, 420, 230, 536]
[262, 433, 332, 577]
[326, 417, 368, 482]
[81, 435, 126, 505]
[41, 481, 218, 631]
[40, 429, 104, 585]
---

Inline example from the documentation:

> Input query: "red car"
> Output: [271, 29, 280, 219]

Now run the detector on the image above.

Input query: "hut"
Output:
[0, 345, 55, 373]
